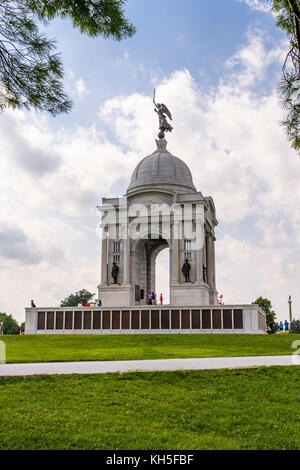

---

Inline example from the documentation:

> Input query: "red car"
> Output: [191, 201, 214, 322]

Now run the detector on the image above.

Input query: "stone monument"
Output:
[24, 93, 266, 335]
[97, 95, 218, 307]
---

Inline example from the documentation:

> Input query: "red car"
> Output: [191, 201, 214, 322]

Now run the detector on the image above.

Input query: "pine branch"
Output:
[0, 0, 134, 116]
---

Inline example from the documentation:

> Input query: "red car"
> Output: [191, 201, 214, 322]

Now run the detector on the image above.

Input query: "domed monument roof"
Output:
[127, 140, 196, 195]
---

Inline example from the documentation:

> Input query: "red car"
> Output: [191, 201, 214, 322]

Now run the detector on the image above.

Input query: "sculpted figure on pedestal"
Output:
[182, 259, 191, 282]
[111, 262, 119, 284]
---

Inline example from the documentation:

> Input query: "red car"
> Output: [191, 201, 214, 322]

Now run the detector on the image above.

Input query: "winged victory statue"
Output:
[153, 89, 173, 139]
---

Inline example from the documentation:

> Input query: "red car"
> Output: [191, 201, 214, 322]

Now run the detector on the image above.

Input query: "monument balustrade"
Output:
[25, 305, 266, 335]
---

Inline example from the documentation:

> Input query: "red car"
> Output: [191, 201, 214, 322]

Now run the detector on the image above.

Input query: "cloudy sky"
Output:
[0, 0, 299, 323]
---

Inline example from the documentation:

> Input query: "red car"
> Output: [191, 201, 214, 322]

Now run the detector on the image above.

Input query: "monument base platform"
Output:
[25, 304, 266, 335]
[170, 282, 212, 306]
[97, 283, 133, 308]
[98, 282, 218, 308]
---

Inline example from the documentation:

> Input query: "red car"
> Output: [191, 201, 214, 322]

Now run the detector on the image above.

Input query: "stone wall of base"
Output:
[25, 305, 266, 335]
[97, 284, 133, 308]
[32, 329, 264, 335]
[170, 283, 210, 306]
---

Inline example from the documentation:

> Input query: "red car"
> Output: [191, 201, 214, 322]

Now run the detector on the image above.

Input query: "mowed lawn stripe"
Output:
[1, 333, 297, 364]
[0, 367, 299, 450]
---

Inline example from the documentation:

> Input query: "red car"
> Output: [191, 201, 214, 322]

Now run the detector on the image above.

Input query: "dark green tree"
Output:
[0, 313, 21, 334]
[252, 296, 277, 325]
[0, 0, 135, 116]
[61, 289, 95, 307]
[271, 0, 300, 152]
[290, 318, 300, 332]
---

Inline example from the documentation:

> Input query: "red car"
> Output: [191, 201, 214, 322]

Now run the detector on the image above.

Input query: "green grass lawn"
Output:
[0, 367, 299, 450]
[0, 333, 296, 364]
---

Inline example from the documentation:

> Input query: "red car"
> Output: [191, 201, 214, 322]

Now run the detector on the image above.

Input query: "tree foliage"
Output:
[0, 0, 135, 116]
[252, 296, 277, 324]
[290, 318, 300, 332]
[0, 312, 21, 334]
[60, 289, 95, 307]
[271, 0, 300, 152]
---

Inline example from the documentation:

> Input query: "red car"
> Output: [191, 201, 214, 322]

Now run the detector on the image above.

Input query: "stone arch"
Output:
[131, 231, 170, 304]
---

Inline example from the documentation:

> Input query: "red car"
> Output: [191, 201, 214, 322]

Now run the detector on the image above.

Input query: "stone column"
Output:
[196, 219, 204, 282]
[101, 230, 108, 285]
[172, 221, 179, 283]
[123, 224, 131, 286]
[212, 236, 216, 288]
[207, 234, 214, 288]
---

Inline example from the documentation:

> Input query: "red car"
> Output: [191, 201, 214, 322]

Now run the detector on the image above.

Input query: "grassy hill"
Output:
[0, 367, 299, 450]
[0, 333, 296, 364]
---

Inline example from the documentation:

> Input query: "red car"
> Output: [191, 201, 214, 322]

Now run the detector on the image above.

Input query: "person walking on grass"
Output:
[279, 321, 284, 332]
[284, 320, 289, 332]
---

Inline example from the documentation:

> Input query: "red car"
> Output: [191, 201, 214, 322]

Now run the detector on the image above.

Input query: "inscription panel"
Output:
[234, 309, 243, 329]
[151, 310, 159, 329]
[213, 310, 222, 329]
[161, 310, 170, 329]
[171, 310, 180, 329]
[181, 310, 190, 329]
[65, 311, 73, 330]
[223, 309, 232, 329]
[202, 310, 211, 329]
[83, 311, 91, 329]
[122, 311, 130, 330]
[74, 311, 82, 330]
[47, 312, 54, 330]
[192, 310, 200, 329]
[55, 312, 63, 330]
[112, 311, 120, 329]
[37, 312, 45, 330]
[102, 311, 110, 329]
[141, 310, 150, 329]
[131, 311, 140, 329]
[93, 311, 101, 329]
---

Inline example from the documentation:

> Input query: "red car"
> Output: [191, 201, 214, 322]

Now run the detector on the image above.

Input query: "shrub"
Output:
[290, 319, 300, 334]
[0, 313, 20, 334]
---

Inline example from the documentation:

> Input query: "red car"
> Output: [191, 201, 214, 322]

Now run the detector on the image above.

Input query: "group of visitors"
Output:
[279, 320, 289, 332]
[148, 292, 163, 305]
[77, 300, 102, 307]
[267, 320, 289, 334]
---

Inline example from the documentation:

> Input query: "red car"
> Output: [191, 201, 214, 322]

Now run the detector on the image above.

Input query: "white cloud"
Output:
[0, 29, 299, 323]
[226, 30, 286, 88]
[64, 71, 90, 100]
[237, 0, 273, 14]
[75, 78, 89, 99]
